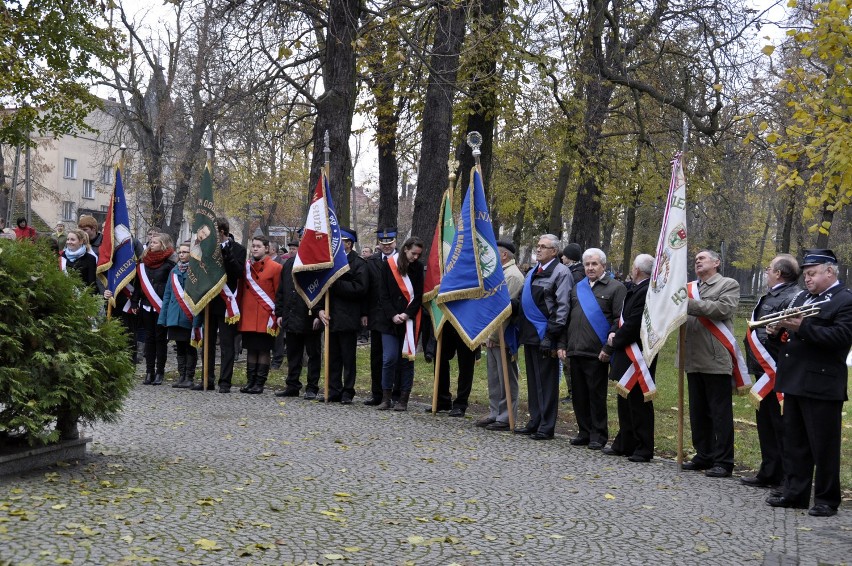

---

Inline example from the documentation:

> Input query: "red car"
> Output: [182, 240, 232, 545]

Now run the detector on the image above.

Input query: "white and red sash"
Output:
[170, 271, 194, 321]
[389, 254, 421, 360]
[59, 256, 67, 273]
[687, 281, 751, 394]
[746, 327, 783, 408]
[244, 259, 278, 335]
[219, 284, 240, 324]
[614, 314, 657, 401]
[138, 264, 163, 313]
[121, 285, 134, 313]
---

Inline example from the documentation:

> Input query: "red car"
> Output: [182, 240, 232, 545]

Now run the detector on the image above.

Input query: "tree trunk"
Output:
[621, 201, 637, 276]
[754, 208, 771, 295]
[816, 205, 833, 248]
[779, 190, 795, 253]
[512, 188, 528, 255]
[0, 147, 8, 224]
[548, 161, 572, 236]
[373, 71, 400, 232]
[308, 0, 360, 222]
[411, 0, 468, 257]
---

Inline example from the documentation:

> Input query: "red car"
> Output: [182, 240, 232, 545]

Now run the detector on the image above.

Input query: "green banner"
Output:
[184, 164, 227, 314]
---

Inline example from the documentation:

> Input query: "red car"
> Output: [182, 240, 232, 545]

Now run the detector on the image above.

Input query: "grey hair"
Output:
[634, 253, 655, 276]
[498, 246, 515, 260]
[699, 249, 720, 262]
[583, 247, 607, 265]
[539, 234, 560, 249]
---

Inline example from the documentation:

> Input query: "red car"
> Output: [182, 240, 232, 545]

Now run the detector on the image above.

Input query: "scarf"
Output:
[63, 245, 87, 261]
[143, 247, 174, 269]
[177, 260, 189, 273]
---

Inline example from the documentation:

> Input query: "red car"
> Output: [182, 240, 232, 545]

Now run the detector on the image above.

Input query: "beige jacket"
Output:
[684, 272, 740, 374]
[487, 259, 525, 344]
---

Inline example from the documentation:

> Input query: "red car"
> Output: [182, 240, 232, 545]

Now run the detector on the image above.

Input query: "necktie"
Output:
[536, 265, 543, 274]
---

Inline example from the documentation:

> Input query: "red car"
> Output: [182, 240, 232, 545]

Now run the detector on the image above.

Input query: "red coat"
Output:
[238, 257, 283, 334]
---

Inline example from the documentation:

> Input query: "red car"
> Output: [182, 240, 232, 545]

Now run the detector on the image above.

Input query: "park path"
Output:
[1, 384, 850, 565]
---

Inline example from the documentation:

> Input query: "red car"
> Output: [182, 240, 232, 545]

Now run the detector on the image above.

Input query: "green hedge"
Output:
[0, 239, 135, 446]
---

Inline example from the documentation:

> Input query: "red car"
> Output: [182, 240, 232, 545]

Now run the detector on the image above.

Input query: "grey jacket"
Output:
[684, 272, 740, 374]
[518, 260, 573, 346]
[565, 274, 626, 358]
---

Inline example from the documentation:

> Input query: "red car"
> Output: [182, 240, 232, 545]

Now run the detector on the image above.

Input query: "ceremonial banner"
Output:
[97, 167, 136, 305]
[436, 170, 483, 304]
[641, 154, 689, 363]
[438, 168, 511, 348]
[184, 163, 227, 314]
[293, 172, 349, 308]
[423, 189, 455, 335]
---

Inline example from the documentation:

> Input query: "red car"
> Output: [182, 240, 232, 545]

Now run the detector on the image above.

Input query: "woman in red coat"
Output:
[238, 236, 283, 394]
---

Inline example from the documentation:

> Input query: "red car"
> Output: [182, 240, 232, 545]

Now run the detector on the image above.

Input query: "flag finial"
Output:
[466, 131, 482, 167]
[323, 130, 331, 166]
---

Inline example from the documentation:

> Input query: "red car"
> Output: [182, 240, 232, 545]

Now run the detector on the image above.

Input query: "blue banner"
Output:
[98, 168, 137, 305]
[439, 168, 511, 348]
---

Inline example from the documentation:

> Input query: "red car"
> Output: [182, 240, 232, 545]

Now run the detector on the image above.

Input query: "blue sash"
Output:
[521, 268, 548, 341]
[577, 278, 610, 346]
[504, 321, 520, 355]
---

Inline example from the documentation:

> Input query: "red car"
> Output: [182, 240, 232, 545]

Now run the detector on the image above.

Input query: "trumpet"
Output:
[747, 298, 829, 329]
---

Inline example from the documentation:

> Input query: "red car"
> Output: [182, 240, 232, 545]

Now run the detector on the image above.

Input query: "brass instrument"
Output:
[747, 298, 829, 329]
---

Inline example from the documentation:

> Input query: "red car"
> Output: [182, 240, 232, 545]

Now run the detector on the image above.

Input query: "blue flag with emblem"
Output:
[438, 168, 511, 348]
[97, 167, 137, 307]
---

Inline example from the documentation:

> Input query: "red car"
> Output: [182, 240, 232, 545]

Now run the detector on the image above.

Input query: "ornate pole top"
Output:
[323, 130, 331, 165]
[466, 131, 482, 167]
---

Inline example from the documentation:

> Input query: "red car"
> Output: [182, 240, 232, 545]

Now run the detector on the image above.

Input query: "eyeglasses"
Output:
[536, 244, 554, 250]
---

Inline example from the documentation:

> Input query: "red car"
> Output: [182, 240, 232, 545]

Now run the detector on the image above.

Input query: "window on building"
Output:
[83, 179, 95, 200]
[63, 158, 77, 179]
[102, 165, 112, 185]
[62, 201, 75, 221]
[100, 205, 109, 212]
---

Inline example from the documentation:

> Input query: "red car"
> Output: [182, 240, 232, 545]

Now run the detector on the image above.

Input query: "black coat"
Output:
[275, 256, 317, 333]
[744, 281, 801, 375]
[364, 251, 392, 330]
[775, 283, 852, 401]
[64, 251, 97, 292]
[208, 239, 246, 317]
[132, 258, 176, 310]
[324, 250, 368, 332]
[374, 256, 423, 336]
[607, 278, 657, 380]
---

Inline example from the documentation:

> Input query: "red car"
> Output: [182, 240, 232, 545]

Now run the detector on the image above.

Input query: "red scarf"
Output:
[143, 248, 174, 269]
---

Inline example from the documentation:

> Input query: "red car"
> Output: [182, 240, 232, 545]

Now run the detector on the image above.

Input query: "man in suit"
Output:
[601, 254, 656, 462]
[363, 228, 399, 405]
[193, 218, 246, 392]
[317, 227, 368, 403]
[767, 249, 852, 517]
[682, 249, 742, 478]
[563, 247, 626, 450]
[516, 234, 572, 440]
[741, 254, 801, 489]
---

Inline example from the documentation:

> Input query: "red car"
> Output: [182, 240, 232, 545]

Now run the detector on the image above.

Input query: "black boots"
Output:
[394, 391, 411, 412]
[143, 372, 154, 385]
[248, 364, 269, 394]
[173, 354, 187, 388]
[376, 389, 393, 411]
[363, 394, 382, 406]
[178, 351, 196, 389]
[152, 373, 164, 385]
[240, 362, 257, 393]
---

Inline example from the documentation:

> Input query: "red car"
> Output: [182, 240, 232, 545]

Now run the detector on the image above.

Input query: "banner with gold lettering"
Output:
[184, 162, 227, 314]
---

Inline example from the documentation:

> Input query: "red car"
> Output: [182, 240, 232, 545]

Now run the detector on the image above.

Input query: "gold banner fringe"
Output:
[435, 287, 485, 304]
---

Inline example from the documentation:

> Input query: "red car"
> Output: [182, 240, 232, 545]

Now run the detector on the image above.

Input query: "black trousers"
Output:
[436, 325, 476, 410]
[755, 386, 784, 484]
[611, 384, 655, 459]
[687, 372, 734, 470]
[286, 330, 322, 393]
[116, 309, 139, 363]
[141, 309, 167, 374]
[204, 313, 239, 387]
[570, 356, 610, 445]
[329, 330, 357, 399]
[523, 345, 559, 435]
[781, 394, 843, 509]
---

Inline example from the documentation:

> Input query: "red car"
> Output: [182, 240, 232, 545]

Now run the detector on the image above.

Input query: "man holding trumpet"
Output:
[766, 249, 852, 517]
[741, 254, 801, 490]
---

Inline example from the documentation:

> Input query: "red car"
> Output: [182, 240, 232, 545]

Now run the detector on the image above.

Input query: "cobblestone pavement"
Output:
[2, 379, 851, 566]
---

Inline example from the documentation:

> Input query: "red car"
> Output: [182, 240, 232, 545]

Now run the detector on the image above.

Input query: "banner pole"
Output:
[323, 292, 330, 403]
[431, 329, 442, 414]
[106, 302, 113, 321]
[677, 325, 685, 471]
[203, 306, 210, 390]
[498, 328, 514, 430]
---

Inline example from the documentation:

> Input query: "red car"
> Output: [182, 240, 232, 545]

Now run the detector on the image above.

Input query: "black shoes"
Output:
[602, 446, 622, 456]
[191, 382, 216, 391]
[681, 460, 712, 471]
[569, 437, 590, 446]
[530, 432, 554, 440]
[628, 455, 650, 463]
[587, 442, 604, 451]
[740, 476, 777, 488]
[808, 504, 837, 517]
[274, 389, 300, 397]
[303, 391, 318, 400]
[143, 373, 154, 385]
[485, 421, 510, 431]
[219, 385, 231, 394]
[704, 466, 732, 478]
[766, 495, 808, 510]
[340, 395, 354, 405]
[475, 417, 496, 428]
[152, 374, 164, 385]
[424, 405, 452, 413]
[316, 394, 342, 402]
[448, 408, 465, 418]
[363, 395, 382, 406]
[514, 425, 536, 435]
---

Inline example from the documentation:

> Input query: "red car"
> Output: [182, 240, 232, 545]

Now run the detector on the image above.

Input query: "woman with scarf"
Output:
[158, 242, 199, 389]
[132, 233, 176, 385]
[60, 229, 97, 291]
[375, 236, 424, 411]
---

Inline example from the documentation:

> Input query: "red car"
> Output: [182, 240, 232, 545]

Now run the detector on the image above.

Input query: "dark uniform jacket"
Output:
[606, 278, 656, 380]
[324, 250, 368, 332]
[565, 273, 626, 358]
[63, 251, 98, 292]
[365, 251, 393, 331]
[568, 262, 585, 284]
[374, 256, 424, 336]
[745, 281, 800, 375]
[208, 239, 246, 317]
[275, 256, 317, 333]
[775, 283, 852, 401]
[132, 257, 176, 311]
[518, 260, 572, 347]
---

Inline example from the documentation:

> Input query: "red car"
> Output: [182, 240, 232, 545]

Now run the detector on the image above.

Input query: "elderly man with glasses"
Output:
[514, 234, 573, 440]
